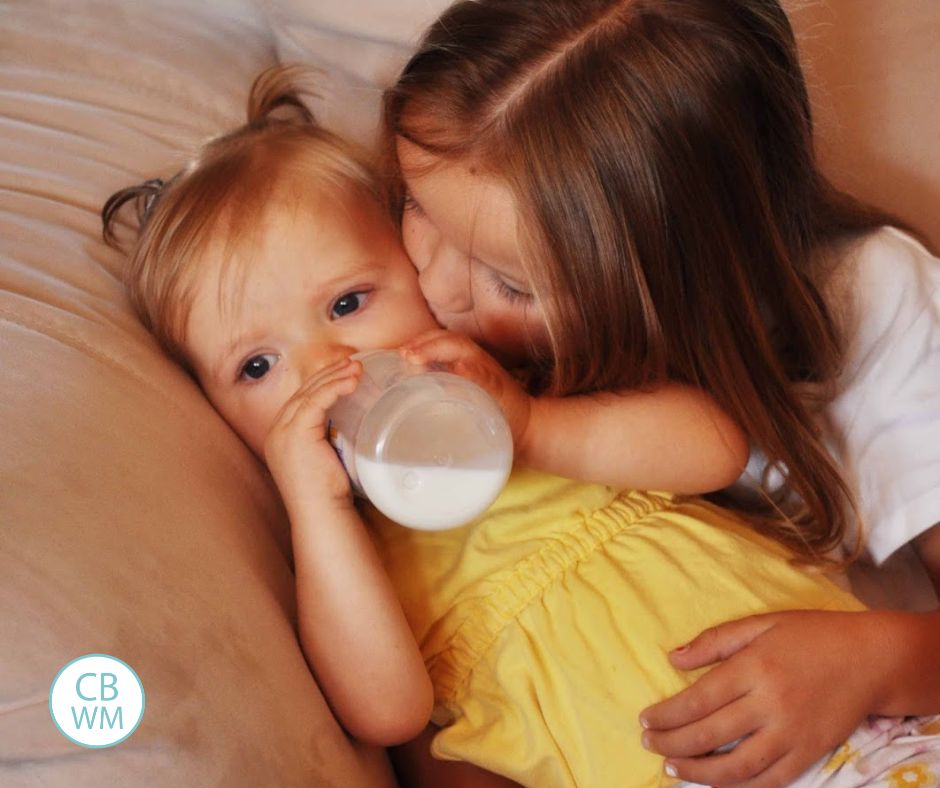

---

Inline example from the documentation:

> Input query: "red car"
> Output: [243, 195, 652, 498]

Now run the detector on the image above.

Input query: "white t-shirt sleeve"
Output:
[828, 227, 940, 565]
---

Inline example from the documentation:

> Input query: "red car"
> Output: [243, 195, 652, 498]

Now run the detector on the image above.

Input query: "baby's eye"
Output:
[331, 291, 369, 319]
[239, 353, 279, 381]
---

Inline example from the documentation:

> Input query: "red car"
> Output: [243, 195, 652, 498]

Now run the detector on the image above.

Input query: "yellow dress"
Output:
[366, 468, 865, 788]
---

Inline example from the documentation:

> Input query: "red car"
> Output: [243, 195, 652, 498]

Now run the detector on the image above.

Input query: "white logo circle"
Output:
[49, 654, 145, 748]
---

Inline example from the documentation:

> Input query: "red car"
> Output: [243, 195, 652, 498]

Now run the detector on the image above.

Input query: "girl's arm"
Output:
[402, 330, 748, 494]
[519, 387, 748, 493]
[265, 359, 433, 747]
[875, 524, 940, 710]
[916, 522, 940, 598]
[639, 521, 940, 787]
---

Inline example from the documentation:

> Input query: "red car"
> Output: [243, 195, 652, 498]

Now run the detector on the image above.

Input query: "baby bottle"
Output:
[326, 350, 513, 531]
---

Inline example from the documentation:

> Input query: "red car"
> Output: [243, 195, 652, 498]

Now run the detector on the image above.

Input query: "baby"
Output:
[104, 65, 438, 747]
[104, 66, 910, 787]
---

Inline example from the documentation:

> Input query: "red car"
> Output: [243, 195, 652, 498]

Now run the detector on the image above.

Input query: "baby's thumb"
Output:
[668, 615, 775, 669]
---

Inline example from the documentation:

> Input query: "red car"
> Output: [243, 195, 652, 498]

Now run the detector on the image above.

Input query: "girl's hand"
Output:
[263, 357, 363, 506]
[639, 610, 890, 787]
[400, 329, 532, 447]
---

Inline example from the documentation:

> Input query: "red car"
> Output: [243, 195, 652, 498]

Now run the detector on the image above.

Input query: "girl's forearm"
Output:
[517, 385, 748, 493]
[877, 527, 940, 712]
[875, 608, 940, 715]
[288, 499, 433, 746]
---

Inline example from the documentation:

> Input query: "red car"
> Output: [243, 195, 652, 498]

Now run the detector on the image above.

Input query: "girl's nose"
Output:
[418, 249, 473, 315]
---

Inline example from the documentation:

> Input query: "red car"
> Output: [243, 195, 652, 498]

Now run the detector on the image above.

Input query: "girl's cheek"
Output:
[400, 216, 424, 271]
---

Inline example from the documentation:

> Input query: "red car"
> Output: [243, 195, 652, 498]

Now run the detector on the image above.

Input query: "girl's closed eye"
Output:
[331, 290, 370, 319]
[239, 352, 279, 382]
[401, 192, 425, 218]
[486, 267, 532, 304]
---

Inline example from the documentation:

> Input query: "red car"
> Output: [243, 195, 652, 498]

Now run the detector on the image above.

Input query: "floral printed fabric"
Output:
[681, 717, 940, 788]
[792, 715, 940, 787]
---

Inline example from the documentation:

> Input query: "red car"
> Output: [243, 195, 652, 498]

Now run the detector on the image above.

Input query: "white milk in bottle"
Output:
[327, 350, 513, 530]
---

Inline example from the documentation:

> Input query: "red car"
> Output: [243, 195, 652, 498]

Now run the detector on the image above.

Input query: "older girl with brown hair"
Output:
[383, 0, 940, 784]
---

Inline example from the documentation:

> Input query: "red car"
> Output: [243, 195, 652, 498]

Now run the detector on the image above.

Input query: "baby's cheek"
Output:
[222, 397, 279, 460]
[407, 296, 440, 333]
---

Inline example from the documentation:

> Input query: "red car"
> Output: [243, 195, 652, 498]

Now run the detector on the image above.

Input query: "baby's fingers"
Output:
[273, 358, 361, 431]
[264, 360, 363, 502]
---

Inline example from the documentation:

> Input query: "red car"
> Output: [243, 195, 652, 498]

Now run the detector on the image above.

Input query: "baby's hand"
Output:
[400, 330, 532, 448]
[263, 357, 362, 507]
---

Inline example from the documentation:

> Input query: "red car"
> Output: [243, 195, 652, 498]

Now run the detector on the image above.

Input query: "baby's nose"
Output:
[302, 343, 357, 380]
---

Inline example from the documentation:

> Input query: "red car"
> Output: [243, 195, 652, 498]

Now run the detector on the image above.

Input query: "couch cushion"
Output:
[0, 1, 392, 785]
[261, 0, 450, 147]
[787, 0, 940, 251]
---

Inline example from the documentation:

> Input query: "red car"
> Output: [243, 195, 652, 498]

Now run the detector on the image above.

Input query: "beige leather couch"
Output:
[1, 2, 936, 786]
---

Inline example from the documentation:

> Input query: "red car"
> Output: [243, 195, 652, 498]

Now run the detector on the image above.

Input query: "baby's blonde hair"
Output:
[103, 65, 379, 370]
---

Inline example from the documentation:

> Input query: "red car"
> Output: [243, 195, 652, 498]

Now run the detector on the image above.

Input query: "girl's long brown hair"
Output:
[383, 0, 905, 561]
